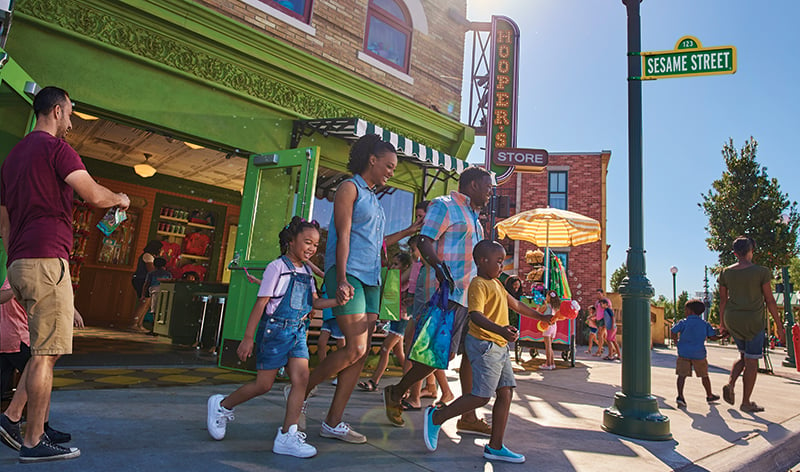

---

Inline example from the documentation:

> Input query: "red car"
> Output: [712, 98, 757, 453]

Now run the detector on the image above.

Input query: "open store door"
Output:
[219, 147, 319, 371]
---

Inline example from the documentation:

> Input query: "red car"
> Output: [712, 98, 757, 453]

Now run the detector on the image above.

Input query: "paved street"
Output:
[1, 343, 799, 471]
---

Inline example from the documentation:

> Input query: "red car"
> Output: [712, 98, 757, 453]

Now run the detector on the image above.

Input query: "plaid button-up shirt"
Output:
[419, 191, 484, 307]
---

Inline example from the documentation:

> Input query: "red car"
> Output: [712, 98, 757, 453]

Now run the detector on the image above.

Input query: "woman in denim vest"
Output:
[304, 134, 419, 444]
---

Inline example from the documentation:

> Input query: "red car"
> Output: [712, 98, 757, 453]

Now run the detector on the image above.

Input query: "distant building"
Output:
[495, 151, 611, 308]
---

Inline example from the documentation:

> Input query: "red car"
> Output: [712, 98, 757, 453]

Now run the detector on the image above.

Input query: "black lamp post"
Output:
[670, 266, 678, 321]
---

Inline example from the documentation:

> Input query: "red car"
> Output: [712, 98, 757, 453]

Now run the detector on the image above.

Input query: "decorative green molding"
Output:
[14, 0, 473, 158]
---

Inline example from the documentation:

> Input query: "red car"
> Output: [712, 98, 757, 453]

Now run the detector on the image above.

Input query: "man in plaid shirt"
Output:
[384, 166, 493, 435]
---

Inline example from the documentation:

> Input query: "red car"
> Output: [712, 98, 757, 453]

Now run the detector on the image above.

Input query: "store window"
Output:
[364, 0, 412, 72]
[312, 182, 415, 267]
[548, 171, 568, 210]
[256, 0, 313, 22]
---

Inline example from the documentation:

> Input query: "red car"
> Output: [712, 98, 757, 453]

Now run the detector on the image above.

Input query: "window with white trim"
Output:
[364, 0, 412, 73]
[257, 0, 312, 23]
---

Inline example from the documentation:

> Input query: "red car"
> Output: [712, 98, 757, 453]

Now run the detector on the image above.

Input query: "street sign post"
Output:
[641, 36, 736, 80]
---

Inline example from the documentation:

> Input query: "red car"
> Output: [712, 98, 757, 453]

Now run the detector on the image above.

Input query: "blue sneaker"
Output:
[423, 406, 441, 451]
[483, 444, 525, 463]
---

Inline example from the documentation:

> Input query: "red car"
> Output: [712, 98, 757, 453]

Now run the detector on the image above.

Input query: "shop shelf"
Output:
[187, 222, 215, 230]
[157, 231, 186, 238]
[160, 215, 189, 223]
[180, 254, 210, 261]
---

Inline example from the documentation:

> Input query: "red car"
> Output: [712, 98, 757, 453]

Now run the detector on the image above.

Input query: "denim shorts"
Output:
[320, 318, 344, 340]
[465, 334, 516, 398]
[386, 319, 409, 337]
[734, 329, 765, 359]
[255, 316, 309, 370]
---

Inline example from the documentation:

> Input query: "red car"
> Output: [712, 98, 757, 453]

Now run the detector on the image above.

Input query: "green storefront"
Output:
[0, 0, 472, 369]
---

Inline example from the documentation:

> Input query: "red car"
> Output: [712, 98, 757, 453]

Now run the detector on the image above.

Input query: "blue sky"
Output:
[461, 0, 800, 299]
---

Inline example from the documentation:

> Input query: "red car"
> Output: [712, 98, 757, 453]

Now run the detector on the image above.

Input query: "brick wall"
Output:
[497, 152, 610, 308]
[194, 0, 467, 115]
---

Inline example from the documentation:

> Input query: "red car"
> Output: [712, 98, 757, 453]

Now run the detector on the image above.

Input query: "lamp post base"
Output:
[602, 392, 672, 441]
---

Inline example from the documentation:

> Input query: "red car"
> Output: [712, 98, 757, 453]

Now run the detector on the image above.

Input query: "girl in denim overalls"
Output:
[206, 217, 343, 458]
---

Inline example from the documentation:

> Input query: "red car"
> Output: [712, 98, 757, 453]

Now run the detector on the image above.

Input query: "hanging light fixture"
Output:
[134, 153, 157, 178]
[73, 111, 99, 121]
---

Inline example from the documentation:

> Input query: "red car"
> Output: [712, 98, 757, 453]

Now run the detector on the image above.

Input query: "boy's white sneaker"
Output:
[207, 394, 234, 440]
[273, 424, 317, 458]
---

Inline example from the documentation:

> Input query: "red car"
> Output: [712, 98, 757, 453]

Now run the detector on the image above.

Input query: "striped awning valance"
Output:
[292, 118, 468, 174]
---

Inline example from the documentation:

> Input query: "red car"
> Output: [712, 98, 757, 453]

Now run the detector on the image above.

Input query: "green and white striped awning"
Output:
[292, 118, 468, 174]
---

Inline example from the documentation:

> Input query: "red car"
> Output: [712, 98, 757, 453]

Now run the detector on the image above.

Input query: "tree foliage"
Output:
[610, 263, 627, 293]
[700, 138, 800, 271]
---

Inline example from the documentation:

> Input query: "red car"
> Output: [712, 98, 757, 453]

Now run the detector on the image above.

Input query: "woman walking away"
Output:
[719, 236, 784, 413]
[206, 217, 344, 458]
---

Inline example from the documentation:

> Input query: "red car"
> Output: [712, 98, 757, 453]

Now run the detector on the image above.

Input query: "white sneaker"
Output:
[319, 421, 367, 444]
[207, 394, 234, 440]
[273, 424, 317, 458]
[283, 384, 308, 431]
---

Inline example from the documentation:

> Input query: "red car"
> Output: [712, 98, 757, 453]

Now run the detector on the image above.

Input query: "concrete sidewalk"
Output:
[2, 344, 799, 471]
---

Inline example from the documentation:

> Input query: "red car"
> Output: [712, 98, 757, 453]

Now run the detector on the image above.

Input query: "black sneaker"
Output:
[0, 413, 22, 451]
[19, 435, 80, 463]
[45, 423, 72, 444]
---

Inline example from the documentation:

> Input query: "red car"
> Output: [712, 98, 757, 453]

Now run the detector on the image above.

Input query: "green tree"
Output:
[610, 263, 627, 293]
[700, 138, 800, 270]
[788, 257, 800, 289]
[707, 287, 720, 325]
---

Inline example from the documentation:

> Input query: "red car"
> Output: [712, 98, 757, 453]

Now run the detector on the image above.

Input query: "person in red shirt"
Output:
[0, 86, 129, 462]
[0, 277, 76, 450]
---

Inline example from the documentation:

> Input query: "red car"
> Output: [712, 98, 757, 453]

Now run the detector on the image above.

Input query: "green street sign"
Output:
[641, 36, 736, 80]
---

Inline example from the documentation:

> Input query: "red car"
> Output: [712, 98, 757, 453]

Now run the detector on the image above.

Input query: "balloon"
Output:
[537, 320, 549, 332]
[559, 300, 579, 320]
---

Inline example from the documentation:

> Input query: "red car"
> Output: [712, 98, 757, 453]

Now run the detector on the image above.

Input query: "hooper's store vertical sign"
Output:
[484, 16, 520, 185]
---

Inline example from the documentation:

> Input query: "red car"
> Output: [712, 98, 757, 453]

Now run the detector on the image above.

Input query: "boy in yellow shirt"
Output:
[423, 240, 552, 463]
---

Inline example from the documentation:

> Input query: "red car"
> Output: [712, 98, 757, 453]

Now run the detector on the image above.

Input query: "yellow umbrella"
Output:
[495, 207, 601, 288]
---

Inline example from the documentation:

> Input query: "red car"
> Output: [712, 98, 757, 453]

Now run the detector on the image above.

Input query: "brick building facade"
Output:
[195, 0, 468, 118]
[494, 151, 611, 308]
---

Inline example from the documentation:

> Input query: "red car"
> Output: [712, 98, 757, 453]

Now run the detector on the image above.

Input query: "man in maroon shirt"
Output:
[0, 86, 129, 463]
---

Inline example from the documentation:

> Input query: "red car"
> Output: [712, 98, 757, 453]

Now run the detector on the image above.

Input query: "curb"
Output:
[688, 414, 800, 472]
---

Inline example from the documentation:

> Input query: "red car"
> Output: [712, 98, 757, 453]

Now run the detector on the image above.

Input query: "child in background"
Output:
[539, 291, 559, 371]
[671, 299, 722, 408]
[585, 306, 599, 355]
[206, 217, 346, 458]
[423, 240, 552, 463]
[358, 252, 412, 393]
[134, 257, 173, 332]
[601, 300, 620, 361]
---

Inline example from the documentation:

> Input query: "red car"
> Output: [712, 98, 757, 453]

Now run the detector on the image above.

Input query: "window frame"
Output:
[256, 0, 313, 23]
[548, 170, 568, 210]
[363, 0, 413, 73]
